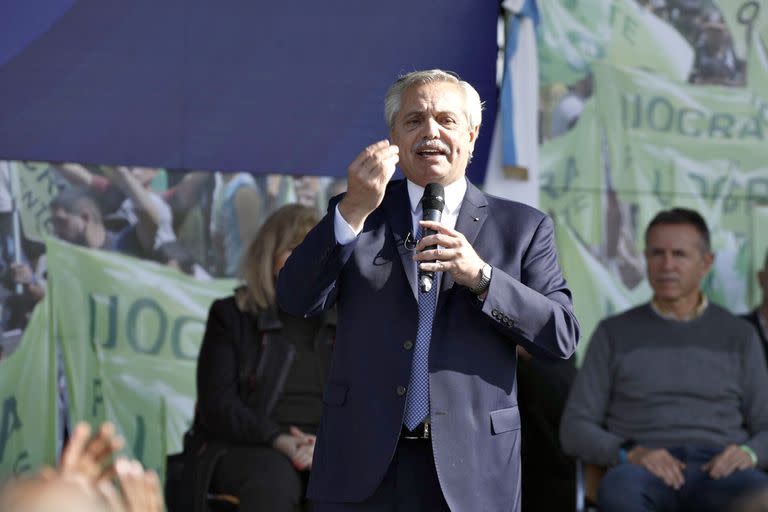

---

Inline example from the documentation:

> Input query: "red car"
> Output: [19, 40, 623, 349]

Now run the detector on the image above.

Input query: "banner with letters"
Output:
[14, 163, 58, 242]
[538, 0, 768, 361]
[42, 238, 233, 477]
[0, 166, 335, 479]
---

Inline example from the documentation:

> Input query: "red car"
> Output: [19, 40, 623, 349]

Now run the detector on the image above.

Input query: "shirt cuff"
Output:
[334, 204, 361, 245]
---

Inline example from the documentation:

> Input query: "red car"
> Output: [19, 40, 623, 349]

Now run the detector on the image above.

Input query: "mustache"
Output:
[412, 139, 449, 154]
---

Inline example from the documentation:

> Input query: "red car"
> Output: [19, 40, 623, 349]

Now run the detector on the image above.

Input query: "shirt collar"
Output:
[650, 293, 709, 322]
[406, 178, 467, 216]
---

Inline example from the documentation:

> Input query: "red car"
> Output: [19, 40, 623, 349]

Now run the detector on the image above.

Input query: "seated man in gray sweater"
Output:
[560, 208, 768, 512]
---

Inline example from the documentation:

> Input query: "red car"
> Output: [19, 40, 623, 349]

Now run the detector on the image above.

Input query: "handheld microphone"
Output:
[418, 183, 445, 293]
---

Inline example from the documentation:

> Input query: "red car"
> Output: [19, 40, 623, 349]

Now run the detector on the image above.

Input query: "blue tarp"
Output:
[0, 0, 498, 181]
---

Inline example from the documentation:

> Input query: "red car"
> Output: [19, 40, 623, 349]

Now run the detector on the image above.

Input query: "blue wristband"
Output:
[618, 448, 628, 464]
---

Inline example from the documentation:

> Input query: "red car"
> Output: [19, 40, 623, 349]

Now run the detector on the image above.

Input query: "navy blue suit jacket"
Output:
[277, 179, 580, 511]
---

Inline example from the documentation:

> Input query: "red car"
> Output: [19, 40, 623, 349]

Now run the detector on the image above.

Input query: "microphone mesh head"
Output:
[422, 182, 445, 211]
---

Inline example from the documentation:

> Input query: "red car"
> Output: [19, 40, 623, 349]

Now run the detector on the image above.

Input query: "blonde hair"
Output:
[236, 203, 319, 314]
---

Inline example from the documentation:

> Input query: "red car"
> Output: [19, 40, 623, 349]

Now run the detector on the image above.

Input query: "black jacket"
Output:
[172, 295, 334, 512]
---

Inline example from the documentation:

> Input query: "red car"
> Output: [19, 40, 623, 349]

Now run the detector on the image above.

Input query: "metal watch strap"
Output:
[470, 263, 491, 295]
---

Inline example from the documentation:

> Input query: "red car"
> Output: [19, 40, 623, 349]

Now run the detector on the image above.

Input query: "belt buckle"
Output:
[402, 422, 430, 440]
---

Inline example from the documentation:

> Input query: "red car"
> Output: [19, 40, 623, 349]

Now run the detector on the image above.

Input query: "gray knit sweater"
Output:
[560, 303, 768, 467]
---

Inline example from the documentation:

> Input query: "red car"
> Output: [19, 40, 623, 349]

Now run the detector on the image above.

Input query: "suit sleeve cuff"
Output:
[334, 204, 362, 245]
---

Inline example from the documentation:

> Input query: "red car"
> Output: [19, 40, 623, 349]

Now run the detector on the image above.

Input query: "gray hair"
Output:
[384, 69, 484, 132]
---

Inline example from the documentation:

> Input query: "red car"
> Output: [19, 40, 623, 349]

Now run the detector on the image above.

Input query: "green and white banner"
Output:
[0, 296, 57, 477]
[539, 1, 768, 358]
[13, 162, 58, 242]
[538, 0, 694, 86]
[554, 221, 652, 362]
[540, 99, 604, 248]
[593, 62, 767, 312]
[45, 238, 235, 476]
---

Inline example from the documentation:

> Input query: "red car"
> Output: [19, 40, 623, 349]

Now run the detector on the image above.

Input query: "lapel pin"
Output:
[472, 216, 479, 222]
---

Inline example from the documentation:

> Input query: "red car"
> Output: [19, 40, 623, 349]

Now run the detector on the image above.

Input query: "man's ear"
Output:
[467, 125, 479, 150]
[702, 250, 715, 273]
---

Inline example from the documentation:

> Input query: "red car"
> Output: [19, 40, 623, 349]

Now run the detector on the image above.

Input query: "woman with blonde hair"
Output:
[189, 203, 334, 512]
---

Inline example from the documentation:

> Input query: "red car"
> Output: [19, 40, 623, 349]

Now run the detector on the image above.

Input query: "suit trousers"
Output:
[310, 437, 449, 512]
[598, 445, 768, 512]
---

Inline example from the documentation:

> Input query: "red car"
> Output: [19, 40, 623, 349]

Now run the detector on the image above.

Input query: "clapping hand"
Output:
[58, 422, 124, 484]
[57, 422, 164, 512]
[97, 458, 164, 512]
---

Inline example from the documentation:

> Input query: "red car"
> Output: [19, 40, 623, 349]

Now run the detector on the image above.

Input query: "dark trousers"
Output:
[210, 445, 307, 512]
[598, 445, 768, 512]
[310, 438, 449, 512]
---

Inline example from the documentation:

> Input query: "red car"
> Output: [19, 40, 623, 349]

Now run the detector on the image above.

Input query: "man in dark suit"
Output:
[742, 250, 768, 364]
[277, 69, 580, 511]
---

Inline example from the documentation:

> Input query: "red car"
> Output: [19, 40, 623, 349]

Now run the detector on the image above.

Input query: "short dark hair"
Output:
[645, 208, 711, 252]
[49, 187, 104, 224]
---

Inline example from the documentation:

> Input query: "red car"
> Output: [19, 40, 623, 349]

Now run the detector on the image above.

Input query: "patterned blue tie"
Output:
[403, 225, 440, 431]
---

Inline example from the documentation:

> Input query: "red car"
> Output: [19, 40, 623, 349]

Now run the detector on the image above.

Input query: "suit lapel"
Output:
[440, 180, 489, 296]
[383, 179, 488, 304]
[383, 180, 418, 301]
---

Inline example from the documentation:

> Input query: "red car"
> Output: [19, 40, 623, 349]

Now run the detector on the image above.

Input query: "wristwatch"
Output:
[470, 263, 492, 295]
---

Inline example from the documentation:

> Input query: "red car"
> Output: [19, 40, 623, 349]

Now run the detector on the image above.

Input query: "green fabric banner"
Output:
[539, 1, 768, 352]
[590, 62, 767, 310]
[540, 99, 604, 247]
[538, 0, 694, 86]
[593, 61, 768, 200]
[46, 238, 235, 474]
[555, 221, 651, 363]
[13, 163, 58, 242]
[0, 296, 57, 478]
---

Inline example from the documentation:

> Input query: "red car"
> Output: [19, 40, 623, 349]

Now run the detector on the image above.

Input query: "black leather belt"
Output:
[400, 422, 431, 440]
